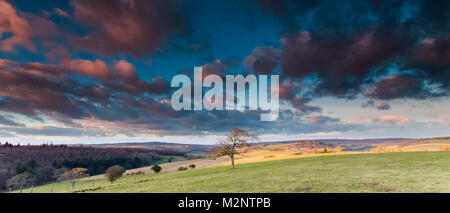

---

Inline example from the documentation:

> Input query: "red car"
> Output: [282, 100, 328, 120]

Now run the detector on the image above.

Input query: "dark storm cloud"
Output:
[1, 0, 450, 138]
[0, 59, 173, 124]
[407, 35, 450, 93]
[280, 30, 412, 98]
[276, 81, 321, 113]
[365, 74, 442, 100]
[250, 0, 322, 31]
[71, 0, 190, 57]
[290, 97, 321, 113]
[244, 46, 280, 74]
[252, 0, 450, 35]
[0, 60, 86, 118]
[247, 0, 450, 101]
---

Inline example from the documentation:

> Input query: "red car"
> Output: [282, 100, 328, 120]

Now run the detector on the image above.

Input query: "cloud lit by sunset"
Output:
[1, 0, 449, 144]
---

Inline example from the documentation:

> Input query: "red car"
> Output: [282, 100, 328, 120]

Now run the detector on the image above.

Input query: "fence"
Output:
[5, 174, 147, 193]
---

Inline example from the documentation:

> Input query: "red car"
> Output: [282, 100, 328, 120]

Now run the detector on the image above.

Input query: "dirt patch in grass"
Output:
[137, 178, 153, 183]
[365, 181, 394, 192]
[297, 187, 312, 192]
[73, 187, 105, 193]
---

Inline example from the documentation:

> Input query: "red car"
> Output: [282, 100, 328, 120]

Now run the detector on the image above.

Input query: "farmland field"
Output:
[11, 151, 450, 193]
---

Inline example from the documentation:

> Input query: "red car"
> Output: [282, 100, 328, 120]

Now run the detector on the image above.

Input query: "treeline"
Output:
[0, 144, 162, 190]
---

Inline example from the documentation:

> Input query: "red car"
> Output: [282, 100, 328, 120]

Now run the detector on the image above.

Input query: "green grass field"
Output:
[10, 151, 450, 193]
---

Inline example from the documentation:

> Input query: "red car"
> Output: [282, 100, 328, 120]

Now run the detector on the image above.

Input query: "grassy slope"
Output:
[11, 151, 450, 193]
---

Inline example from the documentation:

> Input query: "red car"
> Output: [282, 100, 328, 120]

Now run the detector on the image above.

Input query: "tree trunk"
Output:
[231, 153, 235, 169]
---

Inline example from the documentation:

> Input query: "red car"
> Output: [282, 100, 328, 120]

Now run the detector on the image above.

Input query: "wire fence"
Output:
[6, 174, 147, 193]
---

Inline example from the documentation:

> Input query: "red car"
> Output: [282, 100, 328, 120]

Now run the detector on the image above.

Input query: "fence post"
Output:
[20, 187, 22, 193]
[51, 183, 54, 193]
[30, 185, 34, 193]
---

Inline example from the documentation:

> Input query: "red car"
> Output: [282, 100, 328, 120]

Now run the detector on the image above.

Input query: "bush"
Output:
[58, 168, 88, 182]
[188, 164, 196, 169]
[52, 168, 68, 180]
[126, 171, 145, 176]
[178, 166, 187, 171]
[105, 165, 125, 183]
[151, 165, 162, 173]
[6, 172, 37, 189]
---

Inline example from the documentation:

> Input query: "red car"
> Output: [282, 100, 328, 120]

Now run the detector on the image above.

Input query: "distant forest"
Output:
[0, 143, 184, 190]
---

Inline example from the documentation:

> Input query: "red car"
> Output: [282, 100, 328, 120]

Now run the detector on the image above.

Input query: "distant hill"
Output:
[88, 136, 450, 158]
[90, 142, 213, 157]
[91, 138, 411, 147]
[90, 138, 413, 153]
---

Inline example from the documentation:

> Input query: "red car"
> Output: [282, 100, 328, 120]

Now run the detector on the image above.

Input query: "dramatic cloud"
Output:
[408, 35, 450, 92]
[0, 0, 449, 141]
[63, 59, 112, 80]
[0, 58, 172, 125]
[365, 74, 438, 100]
[277, 81, 301, 100]
[201, 59, 228, 77]
[71, 0, 189, 56]
[274, 81, 321, 113]
[250, 0, 450, 101]
[290, 98, 321, 113]
[281, 30, 411, 98]
[252, 0, 449, 35]
[114, 59, 138, 82]
[0, 0, 34, 52]
[244, 46, 280, 74]
[0, 115, 24, 127]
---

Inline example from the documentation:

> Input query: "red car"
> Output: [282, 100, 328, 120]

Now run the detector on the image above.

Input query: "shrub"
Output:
[6, 172, 37, 189]
[151, 165, 162, 173]
[58, 168, 88, 187]
[188, 164, 196, 169]
[105, 165, 125, 183]
[127, 171, 145, 176]
[178, 166, 187, 171]
[52, 168, 68, 180]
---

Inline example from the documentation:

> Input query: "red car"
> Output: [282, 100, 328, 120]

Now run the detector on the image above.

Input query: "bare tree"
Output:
[215, 128, 257, 169]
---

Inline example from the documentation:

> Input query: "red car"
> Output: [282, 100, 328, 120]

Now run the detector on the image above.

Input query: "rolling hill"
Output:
[11, 151, 450, 193]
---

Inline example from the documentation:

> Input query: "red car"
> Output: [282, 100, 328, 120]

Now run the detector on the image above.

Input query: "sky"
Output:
[0, 0, 449, 144]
